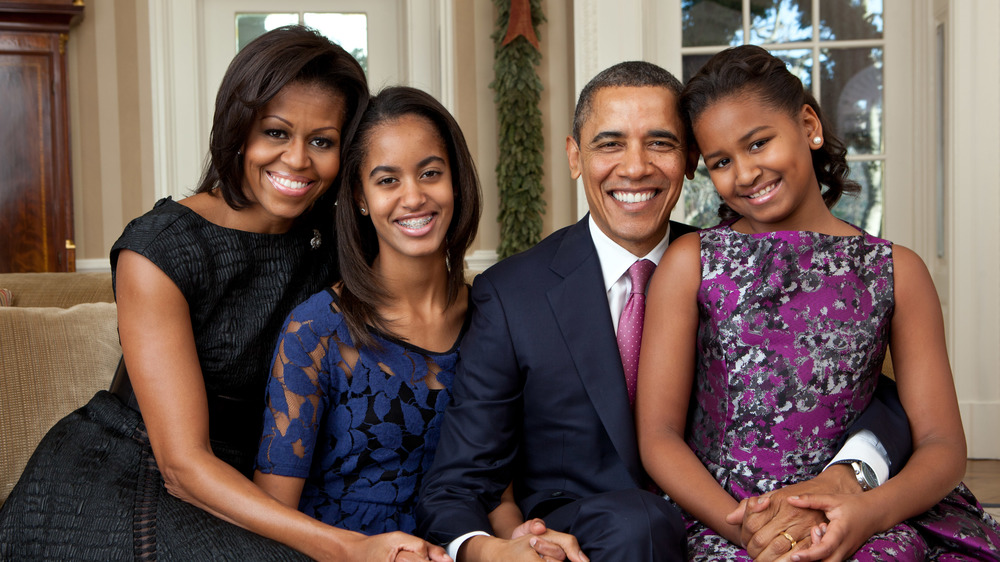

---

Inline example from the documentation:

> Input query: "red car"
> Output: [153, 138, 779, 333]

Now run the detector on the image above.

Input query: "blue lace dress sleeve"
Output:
[257, 291, 340, 477]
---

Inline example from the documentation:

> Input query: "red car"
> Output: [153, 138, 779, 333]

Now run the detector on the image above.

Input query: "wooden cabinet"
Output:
[0, 1, 84, 272]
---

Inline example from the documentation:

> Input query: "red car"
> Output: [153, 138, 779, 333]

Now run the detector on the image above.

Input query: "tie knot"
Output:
[627, 259, 656, 295]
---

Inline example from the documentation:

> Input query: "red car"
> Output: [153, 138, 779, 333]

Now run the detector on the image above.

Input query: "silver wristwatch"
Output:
[833, 459, 879, 491]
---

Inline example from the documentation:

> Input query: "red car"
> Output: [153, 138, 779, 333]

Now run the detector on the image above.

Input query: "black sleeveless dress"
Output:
[0, 198, 337, 560]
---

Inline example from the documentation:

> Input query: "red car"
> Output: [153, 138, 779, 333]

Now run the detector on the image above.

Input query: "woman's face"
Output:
[240, 81, 346, 233]
[356, 114, 455, 262]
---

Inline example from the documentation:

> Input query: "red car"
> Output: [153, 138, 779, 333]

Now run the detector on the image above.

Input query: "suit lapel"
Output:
[547, 217, 643, 485]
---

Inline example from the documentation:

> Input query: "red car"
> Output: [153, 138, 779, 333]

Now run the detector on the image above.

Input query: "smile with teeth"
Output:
[612, 190, 656, 204]
[397, 215, 433, 229]
[268, 172, 311, 191]
[747, 181, 778, 199]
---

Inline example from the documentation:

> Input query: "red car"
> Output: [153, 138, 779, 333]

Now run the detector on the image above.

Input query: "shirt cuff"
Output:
[446, 531, 492, 560]
[824, 429, 890, 486]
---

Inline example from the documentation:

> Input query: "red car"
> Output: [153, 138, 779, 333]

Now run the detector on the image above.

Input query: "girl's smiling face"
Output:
[240, 81, 345, 233]
[693, 93, 829, 232]
[357, 114, 455, 261]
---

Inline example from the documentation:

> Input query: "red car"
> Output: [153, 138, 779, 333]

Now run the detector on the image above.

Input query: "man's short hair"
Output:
[572, 61, 684, 144]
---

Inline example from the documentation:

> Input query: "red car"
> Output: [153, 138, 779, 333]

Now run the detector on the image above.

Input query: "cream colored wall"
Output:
[68, 0, 154, 271]
[455, 0, 575, 272]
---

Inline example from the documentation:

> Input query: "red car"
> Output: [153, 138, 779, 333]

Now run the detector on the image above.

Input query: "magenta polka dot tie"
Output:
[617, 259, 656, 407]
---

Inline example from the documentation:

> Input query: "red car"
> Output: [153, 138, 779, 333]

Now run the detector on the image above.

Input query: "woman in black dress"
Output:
[0, 25, 447, 562]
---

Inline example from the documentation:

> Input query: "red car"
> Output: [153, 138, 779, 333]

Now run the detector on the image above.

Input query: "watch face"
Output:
[860, 462, 878, 487]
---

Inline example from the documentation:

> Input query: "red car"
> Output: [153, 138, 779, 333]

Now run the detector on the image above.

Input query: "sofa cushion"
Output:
[0, 288, 10, 307]
[0, 302, 120, 504]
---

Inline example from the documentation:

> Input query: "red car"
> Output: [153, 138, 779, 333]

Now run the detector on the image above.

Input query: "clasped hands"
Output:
[461, 519, 589, 562]
[725, 466, 881, 562]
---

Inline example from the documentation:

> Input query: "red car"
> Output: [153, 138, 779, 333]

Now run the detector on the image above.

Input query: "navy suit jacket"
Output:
[417, 216, 696, 543]
[416, 216, 910, 545]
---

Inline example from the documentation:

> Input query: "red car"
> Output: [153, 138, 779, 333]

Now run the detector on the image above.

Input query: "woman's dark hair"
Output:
[336, 86, 482, 349]
[681, 44, 859, 221]
[195, 25, 369, 215]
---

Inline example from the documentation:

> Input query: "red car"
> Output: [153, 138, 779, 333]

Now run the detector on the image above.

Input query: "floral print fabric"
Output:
[684, 224, 1000, 560]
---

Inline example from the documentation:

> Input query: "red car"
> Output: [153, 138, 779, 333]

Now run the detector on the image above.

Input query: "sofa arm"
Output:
[0, 302, 120, 505]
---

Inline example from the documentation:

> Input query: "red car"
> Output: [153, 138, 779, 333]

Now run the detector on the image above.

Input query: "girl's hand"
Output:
[782, 493, 881, 562]
[727, 464, 862, 561]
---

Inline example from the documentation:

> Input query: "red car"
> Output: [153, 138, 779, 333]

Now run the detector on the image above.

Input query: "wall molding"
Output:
[465, 249, 498, 275]
[76, 258, 112, 272]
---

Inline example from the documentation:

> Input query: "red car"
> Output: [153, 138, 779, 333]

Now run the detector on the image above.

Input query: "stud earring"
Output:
[812, 136, 822, 145]
[359, 207, 367, 215]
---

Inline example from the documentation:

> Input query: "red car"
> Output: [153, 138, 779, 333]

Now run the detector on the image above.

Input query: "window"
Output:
[235, 12, 369, 73]
[679, 0, 885, 234]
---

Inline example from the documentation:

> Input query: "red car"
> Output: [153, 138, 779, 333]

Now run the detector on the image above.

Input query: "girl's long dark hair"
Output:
[681, 45, 859, 221]
[336, 87, 482, 350]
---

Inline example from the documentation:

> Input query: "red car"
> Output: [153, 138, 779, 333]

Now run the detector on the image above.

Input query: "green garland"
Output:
[492, 0, 546, 259]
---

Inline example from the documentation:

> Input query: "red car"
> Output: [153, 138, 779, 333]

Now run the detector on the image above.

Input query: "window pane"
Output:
[820, 47, 883, 155]
[303, 13, 368, 74]
[682, 0, 743, 47]
[770, 49, 813, 91]
[682, 53, 716, 83]
[820, 0, 883, 40]
[236, 13, 297, 51]
[832, 160, 883, 235]
[681, 164, 723, 229]
[748, 0, 812, 45]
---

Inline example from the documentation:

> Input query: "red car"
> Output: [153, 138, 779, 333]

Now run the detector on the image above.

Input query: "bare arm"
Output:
[116, 250, 448, 562]
[635, 233, 743, 544]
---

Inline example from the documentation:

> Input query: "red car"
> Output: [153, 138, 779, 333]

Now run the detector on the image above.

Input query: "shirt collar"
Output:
[588, 215, 671, 293]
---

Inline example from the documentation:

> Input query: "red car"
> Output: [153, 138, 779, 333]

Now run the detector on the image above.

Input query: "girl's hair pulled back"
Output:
[681, 45, 859, 221]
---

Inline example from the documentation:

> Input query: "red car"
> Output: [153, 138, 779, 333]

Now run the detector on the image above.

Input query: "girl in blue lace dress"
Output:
[253, 87, 482, 542]
[636, 45, 1000, 561]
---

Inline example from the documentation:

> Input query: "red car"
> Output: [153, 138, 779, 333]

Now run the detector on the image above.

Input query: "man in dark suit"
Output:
[418, 61, 908, 562]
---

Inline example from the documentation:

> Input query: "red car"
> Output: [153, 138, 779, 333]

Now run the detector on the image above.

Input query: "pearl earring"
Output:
[812, 136, 822, 145]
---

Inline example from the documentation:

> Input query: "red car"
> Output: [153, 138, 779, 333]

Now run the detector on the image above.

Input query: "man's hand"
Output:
[725, 464, 860, 561]
[462, 532, 589, 562]
[510, 518, 589, 561]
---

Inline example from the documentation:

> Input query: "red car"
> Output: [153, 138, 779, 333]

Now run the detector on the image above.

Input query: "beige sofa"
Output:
[0, 272, 120, 506]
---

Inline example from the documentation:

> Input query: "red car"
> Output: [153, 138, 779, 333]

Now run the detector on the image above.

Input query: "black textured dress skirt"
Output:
[0, 391, 307, 561]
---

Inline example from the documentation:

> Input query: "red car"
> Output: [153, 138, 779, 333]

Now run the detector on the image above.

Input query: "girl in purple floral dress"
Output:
[636, 45, 1000, 561]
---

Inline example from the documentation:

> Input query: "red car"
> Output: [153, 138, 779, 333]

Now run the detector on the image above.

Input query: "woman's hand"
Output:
[347, 531, 451, 562]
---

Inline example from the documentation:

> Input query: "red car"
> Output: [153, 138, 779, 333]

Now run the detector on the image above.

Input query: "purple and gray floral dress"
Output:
[685, 223, 1000, 560]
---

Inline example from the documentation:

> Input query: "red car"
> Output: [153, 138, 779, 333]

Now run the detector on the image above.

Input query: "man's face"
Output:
[567, 86, 690, 256]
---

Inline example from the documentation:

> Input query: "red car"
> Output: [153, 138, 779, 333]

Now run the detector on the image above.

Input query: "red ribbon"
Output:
[501, 0, 540, 50]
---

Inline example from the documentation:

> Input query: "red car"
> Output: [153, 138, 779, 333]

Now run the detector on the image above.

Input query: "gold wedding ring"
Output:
[780, 531, 798, 550]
